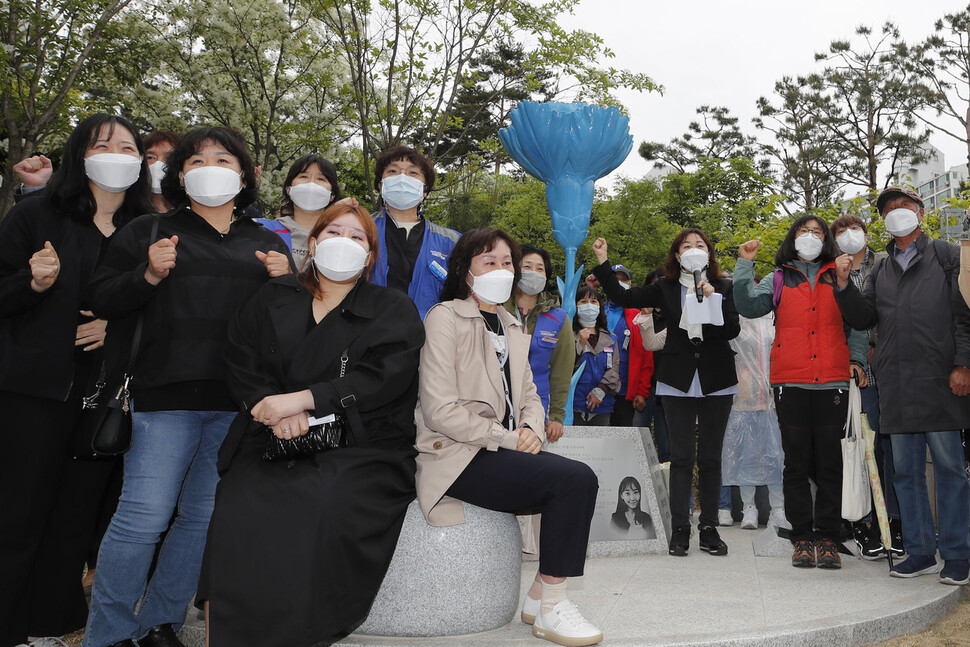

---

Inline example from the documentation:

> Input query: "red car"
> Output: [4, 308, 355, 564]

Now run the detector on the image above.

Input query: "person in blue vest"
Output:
[572, 286, 620, 426]
[504, 244, 572, 442]
[370, 146, 460, 319]
[256, 154, 341, 269]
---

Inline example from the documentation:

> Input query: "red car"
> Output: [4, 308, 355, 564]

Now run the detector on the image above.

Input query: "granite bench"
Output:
[356, 499, 522, 637]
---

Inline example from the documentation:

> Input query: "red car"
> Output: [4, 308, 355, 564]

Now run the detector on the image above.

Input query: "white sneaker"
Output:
[521, 595, 540, 624]
[718, 508, 733, 526]
[16, 639, 70, 647]
[768, 508, 792, 530]
[740, 504, 758, 529]
[532, 599, 603, 646]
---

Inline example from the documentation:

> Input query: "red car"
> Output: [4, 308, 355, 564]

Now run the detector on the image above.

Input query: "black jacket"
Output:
[0, 195, 105, 400]
[593, 261, 740, 394]
[835, 234, 970, 433]
[86, 206, 292, 410]
[218, 275, 425, 471]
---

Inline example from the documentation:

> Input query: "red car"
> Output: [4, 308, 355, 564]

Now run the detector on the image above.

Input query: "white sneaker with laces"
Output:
[768, 508, 792, 530]
[740, 504, 758, 529]
[532, 599, 603, 646]
[521, 595, 541, 624]
[718, 508, 733, 526]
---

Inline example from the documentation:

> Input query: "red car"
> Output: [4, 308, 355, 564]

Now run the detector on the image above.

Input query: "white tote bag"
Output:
[841, 381, 871, 521]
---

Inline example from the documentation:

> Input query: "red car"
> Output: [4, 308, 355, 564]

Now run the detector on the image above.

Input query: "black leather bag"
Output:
[73, 374, 133, 458]
[71, 216, 157, 459]
[261, 348, 352, 462]
[261, 414, 349, 462]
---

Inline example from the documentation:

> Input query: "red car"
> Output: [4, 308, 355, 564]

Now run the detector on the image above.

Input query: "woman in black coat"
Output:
[200, 203, 425, 647]
[591, 230, 740, 558]
[0, 114, 154, 646]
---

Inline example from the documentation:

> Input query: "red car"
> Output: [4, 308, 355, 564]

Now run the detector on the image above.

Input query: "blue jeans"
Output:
[860, 383, 900, 521]
[891, 431, 970, 560]
[84, 410, 233, 647]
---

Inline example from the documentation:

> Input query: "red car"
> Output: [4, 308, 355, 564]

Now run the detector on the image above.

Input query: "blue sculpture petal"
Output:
[499, 102, 632, 320]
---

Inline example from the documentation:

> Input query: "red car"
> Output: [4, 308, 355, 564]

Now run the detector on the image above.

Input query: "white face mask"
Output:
[795, 233, 824, 261]
[85, 153, 142, 193]
[576, 303, 600, 328]
[618, 281, 631, 290]
[289, 182, 332, 211]
[468, 269, 515, 305]
[381, 174, 425, 210]
[517, 269, 546, 296]
[313, 236, 369, 282]
[836, 229, 866, 255]
[148, 162, 167, 195]
[182, 166, 243, 208]
[679, 248, 709, 272]
[884, 208, 920, 238]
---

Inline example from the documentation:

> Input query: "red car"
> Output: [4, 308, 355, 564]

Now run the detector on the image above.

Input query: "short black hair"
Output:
[440, 228, 520, 302]
[160, 127, 259, 212]
[374, 145, 436, 193]
[280, 154, 341, 215]
[47, 113, 155, 226]
[519, 243, 554, 293]
[775, 215, 839, 267]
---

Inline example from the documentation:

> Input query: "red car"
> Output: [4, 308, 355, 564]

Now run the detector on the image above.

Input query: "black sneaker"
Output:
[698, 526, 728, 555]
[888, 518, 905, 557]
[853, 522, 886, 560]
[669, 525, 690, 556]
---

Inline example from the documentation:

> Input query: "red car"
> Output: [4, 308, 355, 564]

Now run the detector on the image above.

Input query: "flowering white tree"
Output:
[0, 0, 137, 215]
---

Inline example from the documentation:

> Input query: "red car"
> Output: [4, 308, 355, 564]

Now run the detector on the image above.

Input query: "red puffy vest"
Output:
[770, 262, 850, 385]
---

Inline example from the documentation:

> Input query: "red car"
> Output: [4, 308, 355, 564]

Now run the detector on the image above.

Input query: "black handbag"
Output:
[71, 216, 157, 459]
[261, 349, 351, 461]
[261, 414, 350, 462]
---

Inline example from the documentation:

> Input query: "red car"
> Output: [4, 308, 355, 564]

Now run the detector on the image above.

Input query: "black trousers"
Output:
[0, 390, 78, 646]
[663, 394, 734, 529]
[774, 386, 847, 541]
[446, 448, 597, 577]
[28, 456, 121, 635]
[610, 397, 635, 426]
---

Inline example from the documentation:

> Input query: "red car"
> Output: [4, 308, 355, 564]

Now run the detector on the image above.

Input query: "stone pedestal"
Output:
[357, 499, 521, 637]
[543, 426, 670, 556]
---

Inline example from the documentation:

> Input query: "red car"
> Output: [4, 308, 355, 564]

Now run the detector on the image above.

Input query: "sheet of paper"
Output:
[684, 292, 724, 326]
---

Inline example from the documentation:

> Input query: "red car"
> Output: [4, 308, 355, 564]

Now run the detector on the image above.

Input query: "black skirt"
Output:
[200, 431, 416, 647]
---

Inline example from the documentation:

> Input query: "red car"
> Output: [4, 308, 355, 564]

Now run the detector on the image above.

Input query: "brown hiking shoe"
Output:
[816, 538, 842, 569]
[792, 539, 816, 568]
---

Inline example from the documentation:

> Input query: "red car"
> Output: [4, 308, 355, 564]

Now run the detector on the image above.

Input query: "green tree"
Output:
[754, 77, 844, 212]
[120, 0, 350, 210]
[805, 23, 929, 195]
[639, 105, 769, 175]
[0, 0, 138, 216]
[312, 0, 658, 206]
[895, 6, 970, 173]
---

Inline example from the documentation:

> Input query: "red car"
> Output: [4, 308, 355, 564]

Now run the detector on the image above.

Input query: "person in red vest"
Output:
[734, 215, 868, 571]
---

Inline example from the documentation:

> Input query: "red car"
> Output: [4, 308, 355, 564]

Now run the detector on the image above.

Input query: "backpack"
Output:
[867, 238, 958, 292]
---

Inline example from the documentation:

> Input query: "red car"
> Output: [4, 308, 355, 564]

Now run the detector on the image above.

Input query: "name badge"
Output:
[429, 260, 447, 280]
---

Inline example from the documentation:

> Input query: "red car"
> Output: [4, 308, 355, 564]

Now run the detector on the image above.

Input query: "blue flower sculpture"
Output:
[498, 101, 632, 321]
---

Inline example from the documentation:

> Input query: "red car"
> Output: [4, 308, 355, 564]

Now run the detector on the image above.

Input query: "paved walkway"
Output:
[180, 524, 963, 647]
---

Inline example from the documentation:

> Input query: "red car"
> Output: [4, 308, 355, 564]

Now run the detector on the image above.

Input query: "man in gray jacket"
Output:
[834, 186, 970, 586]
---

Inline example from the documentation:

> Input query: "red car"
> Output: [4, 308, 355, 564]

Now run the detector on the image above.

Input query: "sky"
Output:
[557, 0, 970, 186]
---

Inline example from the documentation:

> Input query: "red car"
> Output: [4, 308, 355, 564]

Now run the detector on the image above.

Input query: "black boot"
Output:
[109, 641, 138, 647]
[139, 624, 186, 647]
